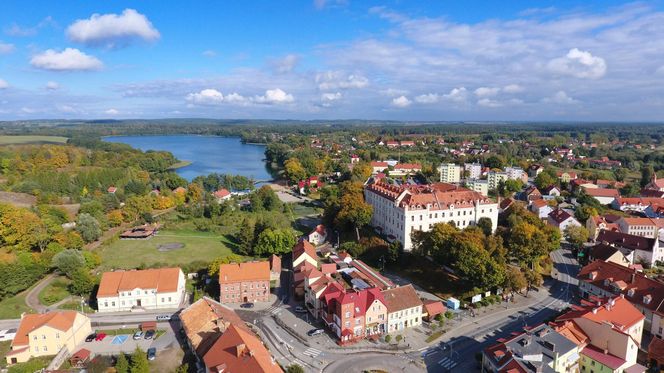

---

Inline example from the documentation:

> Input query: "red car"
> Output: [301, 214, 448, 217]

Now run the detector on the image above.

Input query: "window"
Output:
[345, 311, 351, 318]
[33, 335, 37, 341]
[104, 302, 108, 307]
[122, 301, 125, 306]
[43, 346, 47, 352]
[169, 297, 172, 302]
[42, 335, 46, 339]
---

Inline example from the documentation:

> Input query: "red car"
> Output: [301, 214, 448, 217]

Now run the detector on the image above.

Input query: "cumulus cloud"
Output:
[202, 50, 217, 57]
[474, 87, 500, 98]
[321, 92, 342, 101]
[271, 54, 299, 74]
[0, 42, 15, 55]
[105, 108, 119, 115]
[255, 88, 294, 104]
[67, 9, 160, 48]
[316, 71, 369, 90]
[477, 98, 503, 108]
[503, 84, 525, 93]
[542, 90, 578, 104]
[414, 93, 439, 104]
[30, 48, 103, 71]
[443, 87, 469, 102]
[186, 89, 225, 105]
[0, 79, 8, 89]
[45, 81, 60, 90]
[391, 95, 411, 108]
[548, 48, 607, 79]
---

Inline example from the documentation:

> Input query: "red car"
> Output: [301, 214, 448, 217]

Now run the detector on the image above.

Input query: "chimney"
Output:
[631, 273, 636, 284]
[235, 343, 246, 357]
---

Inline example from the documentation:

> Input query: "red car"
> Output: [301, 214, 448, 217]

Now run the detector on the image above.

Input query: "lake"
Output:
[104, 135, 273, 181]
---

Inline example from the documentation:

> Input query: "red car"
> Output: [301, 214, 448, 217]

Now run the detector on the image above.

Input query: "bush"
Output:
[445, 311, 454, 319]
[51, 249, 85, 277]
[385, 335, 392, 343]
[434, 313, 443, 322]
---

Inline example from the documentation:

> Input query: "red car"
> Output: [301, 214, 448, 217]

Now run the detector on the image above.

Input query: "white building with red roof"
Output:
[364, 181, 498, 251]
[97, 267, 185, 312]
[213, 188, 231, 202]
[307, 224, 328, 246]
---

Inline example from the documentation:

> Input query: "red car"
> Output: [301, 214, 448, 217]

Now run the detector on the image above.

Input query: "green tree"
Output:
[564, 225, 589, 247]
[236, 218, 256, 255]
[335, 182, 373, 240]
[477, 217, 493, 236]
[284, 158, 307, 183]
[175, 364, 189, 373]
[286, 365, 305, 373]
[253, 229, 296, 256]
[115, 353, 129, 373]
[574, 205, 598, 223]
[207, 254, 246, 276]
[641, 165, 655, 188]
[524, 268, 543, 296]
[130, 347, 150, 373]
[69, 268, 96, 296]
[76, 213, 102, 243]
[51, 249, 85, 277]
[503, 266, 527, 293]
[534, 172, 556, 190]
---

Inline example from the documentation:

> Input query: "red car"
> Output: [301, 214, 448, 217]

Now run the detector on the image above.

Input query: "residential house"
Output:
[588, 244, 631, 267]
[307, 224, 328, 246]
[482, 323, 580, 373]
[595, 230, 662, 266]
[586, 214, 621, 239]
[219, 261, 270, 304]
[292, 239, 318, 269]
[370, 161, 389, 174]
[577, 261, 664, 337]
[557, 171, 578, 183]
[320, 286, 387, 344]
[646, 175, 664, 192]
[583, 187, 620, 205]
[382, 285, 423, 332]
[400, 140, 415, 147]
[504, 167, 526, 183]
[5, 311, 91, 365]
[542, 185, 561, 197]
[522, 185, 542, 202]
[107, 186, 117, 194]
[97, 267, 186, 312]
[386, 140, 399, 148]
[529, 199, 552, 219]
[392, 163, 422, 176]
[648, 337, 664, 372]
[616, 217, 664, 240]
[590, 157, 622, 169]
[487, 171, 509, 191]
[612, 197, 664, 215]
[213, 188, 231, 202]
[304, 267, 340, 319]
[498, 198, 516, 214]
[438, 163, 461, 183]
[547, 209, 581, 232]
[528, 164, 544, 177]
[464, 178, 489, 196]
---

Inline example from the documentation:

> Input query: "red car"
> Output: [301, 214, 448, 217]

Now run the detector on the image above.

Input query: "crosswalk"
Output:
[303, 347, 322, 358]
[266, 306, 282, 315]
[438, 356, 458, 371]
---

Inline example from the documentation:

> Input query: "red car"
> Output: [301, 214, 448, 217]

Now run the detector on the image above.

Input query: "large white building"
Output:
[97, 267, 186, 312]
[464, 163, 482, 179]
[364, 182, 498, 251]
[504, 166, 525, 181]
[487, 171, 509, 191]
[438, 163, 461, 183]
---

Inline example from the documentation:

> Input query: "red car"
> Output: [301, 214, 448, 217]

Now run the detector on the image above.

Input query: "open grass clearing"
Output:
[97, 229, 236, 269]
[0, 292, 33, 319]
[38, 276, 71, 306]
[0, 135, 68, 145]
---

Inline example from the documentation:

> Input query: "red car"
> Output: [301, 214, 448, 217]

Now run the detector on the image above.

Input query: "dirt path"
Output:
[24, 273, 56, 313]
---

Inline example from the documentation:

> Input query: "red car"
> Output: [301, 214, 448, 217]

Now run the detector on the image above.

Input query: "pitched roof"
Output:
[12, 311, 81, 347]
[596, 230, 656, 252]
[382, 284, 423, 313]
[213, 188, 231, 198]
[648, 336, 664, 363]
[310, 224, 327, 236]
[366, 182, 494, 210]
[581, 345, 626, 370]
[557, 296, 644, 331]
[293, 239, 317, 263]
[423, 300, 446, 318]
[219, 261, 270, 284]
[553, 320, 589, 346]
[584, 187, 621, 198]
[97, 267, 182, 297]
[531, 199, 548, 209]
[548, 209, 574, 224]
[590, 243, 622, 261]
[202, 324, 282, 373]
[178, 297, 249, 357]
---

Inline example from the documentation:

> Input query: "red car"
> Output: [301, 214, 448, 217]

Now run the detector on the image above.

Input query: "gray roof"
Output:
[504, 324, 577, 372]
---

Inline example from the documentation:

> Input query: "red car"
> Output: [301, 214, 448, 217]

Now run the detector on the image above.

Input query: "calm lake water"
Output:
[104, 135, 272, 181]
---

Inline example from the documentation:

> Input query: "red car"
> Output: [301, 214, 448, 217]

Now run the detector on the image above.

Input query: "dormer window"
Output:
[644, 295, 652, 305]
[627, 289, 635, 297]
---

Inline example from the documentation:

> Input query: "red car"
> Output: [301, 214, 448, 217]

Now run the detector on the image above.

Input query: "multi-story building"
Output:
[504, 166, 525, 182]
[487, 171, 509, 191]
[5, 311, 91, 365]
[320, 285, 386, 345]
[382, 285, 423, 332]
[616, 217, 664, 240]
[364, 182, 498, 251]
[97, 267, 186, 312]
[596, 230, 662, 266]
[464, 162, 482, 179]
[547, 209, 581, 232]
[219, 261, 270, 304]
[464, 178, 488, 196]
[438, 163, 461, 183]
[586, 214, 621, 239]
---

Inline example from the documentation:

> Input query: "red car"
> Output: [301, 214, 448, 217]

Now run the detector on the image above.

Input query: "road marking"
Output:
[304, 347, 322, 357]
[438, 357, 450, 365]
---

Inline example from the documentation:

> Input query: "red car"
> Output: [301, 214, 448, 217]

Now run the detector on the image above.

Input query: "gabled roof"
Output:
[648, 336, 664, 363]
[213, 188, 230, 198]
[548, 209, 574, 224]
[219, 261, 270, 284]
[584, 187, 621, 198]
[382, 284, 423, 313]
[552, 320, 589, 346]
[596, 230, 656, 252]
[98, 267, 182, 297]
[12, 311, 81, 347]
[556, 296, 644, 332]
[590, 243, 622, 261]
[531, 199, 549, 209]
[310, 224, 327, 236]
[423, 300, 446, 318]
[581, 345, 626, 370]
[202, 324, 282, 373]
[293, 239, 317, 263]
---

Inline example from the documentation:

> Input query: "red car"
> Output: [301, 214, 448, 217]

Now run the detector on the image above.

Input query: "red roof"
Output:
[581, 345, 626, 370]
[423, 300, 446, 318]
[213, 188, 231, 198]
[219, 261, 270, 284]
[584, 187, 620, 198]
[98, 267, 182, 297]
[648, 337, 664, 364]
[557, 296, 644, 332]
[202, 324, 282, 373]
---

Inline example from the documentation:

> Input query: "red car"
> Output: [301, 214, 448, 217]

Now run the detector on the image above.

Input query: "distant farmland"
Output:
[0, 135, 68, 145]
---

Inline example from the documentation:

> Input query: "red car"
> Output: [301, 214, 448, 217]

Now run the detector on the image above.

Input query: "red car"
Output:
[95, 333, 107, 341]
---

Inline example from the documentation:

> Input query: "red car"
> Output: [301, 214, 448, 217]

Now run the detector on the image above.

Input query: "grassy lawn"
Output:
[0, 135, 68, 145]
[388, 255, 471, 299]
[0, 292, 33, 319]
[38, 277, 71, 306]
[59, 301, 94, 313]
[6, 356, 52, 373]
[289, 202, 323, 218]
[0, 341, 10, 368]
[97, 229, 235, 269]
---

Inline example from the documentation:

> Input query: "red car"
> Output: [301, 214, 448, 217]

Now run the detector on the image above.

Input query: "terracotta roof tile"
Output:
[382, 285, 423, 313]
[12, 311, 80, 347]
[97, 267, 182, 297]
[219, 261, 270, 284]
[202, 324, 282, 373]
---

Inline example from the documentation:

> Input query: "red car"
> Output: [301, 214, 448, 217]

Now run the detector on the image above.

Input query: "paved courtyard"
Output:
[78, 323, 179, 356]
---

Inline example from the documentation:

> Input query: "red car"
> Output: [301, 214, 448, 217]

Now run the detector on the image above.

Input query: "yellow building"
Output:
[5, 311, 91, 365]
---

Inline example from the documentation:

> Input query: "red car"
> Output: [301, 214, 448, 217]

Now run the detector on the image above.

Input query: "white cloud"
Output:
[503, 84, 525, 93]
[474, 87, 500, 98]
[4, 17, 56, 37]
[391, 95, 411, 108]
[414, 93, 439, 104]
[105, 108, 119, 115]
[271, 54, 299, 74]
[67, 9, 160, 48]
[255, 88, 294, 104]
[542, 90, 578, 104]
[477, 98, 502, 108]
[321, 92, 342, 101]
[45, 81, 60, 90]
[224, 92, 249, 104]
[314, 0, 347, 10]
[186, 89, 225, 105]
[57, 105, 78, 114]
[443, 87, 468, 102]
[0, 42, 15, 54]
[316, 71, 369, 90]
[380, 88, 408, 97]
[202, 50, 217, 57]
[548, 48, 607, 79]
[30, 48, 103, 71]
[0, 79, 8, 89]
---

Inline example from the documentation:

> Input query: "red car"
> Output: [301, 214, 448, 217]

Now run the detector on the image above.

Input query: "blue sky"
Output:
[1, 0, 663, 120]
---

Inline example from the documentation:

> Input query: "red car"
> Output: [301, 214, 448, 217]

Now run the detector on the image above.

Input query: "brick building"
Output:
[219, 261, 270, 304]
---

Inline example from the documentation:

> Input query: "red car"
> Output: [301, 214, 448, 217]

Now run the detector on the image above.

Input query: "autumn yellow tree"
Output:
[284, 158, 306, 183]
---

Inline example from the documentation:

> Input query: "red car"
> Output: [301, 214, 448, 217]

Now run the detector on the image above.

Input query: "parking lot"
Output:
[77, 324, 179, 357]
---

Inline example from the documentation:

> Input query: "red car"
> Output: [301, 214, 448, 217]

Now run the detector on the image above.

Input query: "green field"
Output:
[0, 135, 68, 145]
[0, 292, 33, 319]
[38, 277, 71, 306]
[97, 229, 235, 269]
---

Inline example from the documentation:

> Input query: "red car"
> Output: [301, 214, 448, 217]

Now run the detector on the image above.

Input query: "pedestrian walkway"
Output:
[303, 347, 322, 358]
[266, 305, 282, 315]
[438, 356, 458, 371]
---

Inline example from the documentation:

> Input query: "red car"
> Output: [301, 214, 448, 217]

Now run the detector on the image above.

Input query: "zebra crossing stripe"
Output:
[438, 357, 450, 365]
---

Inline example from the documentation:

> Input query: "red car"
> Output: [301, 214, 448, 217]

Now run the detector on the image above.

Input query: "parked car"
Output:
[132, 331, 144, 340]
[294, 306, 307, 313]
[85, 333, 97, 342]
[147, 347, 156, 361]
[156, 315, 171, 321]
[307, 329, 325, 337]
[144, 330, 156, 340]
[240, 303, 255, 309]
[95, 333, 107, 341]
